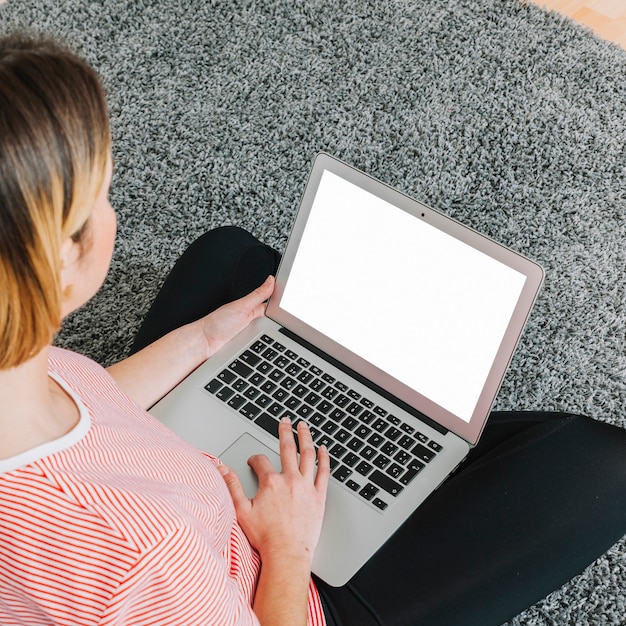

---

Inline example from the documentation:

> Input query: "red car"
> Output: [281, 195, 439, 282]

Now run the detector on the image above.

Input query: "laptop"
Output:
[150, 152, 544, 586]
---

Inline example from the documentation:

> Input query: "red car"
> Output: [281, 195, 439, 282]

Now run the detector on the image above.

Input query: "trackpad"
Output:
[219, 434, 282, 499]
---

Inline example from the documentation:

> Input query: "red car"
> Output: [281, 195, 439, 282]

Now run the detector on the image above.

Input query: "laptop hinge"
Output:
[279, 327, 449, 436]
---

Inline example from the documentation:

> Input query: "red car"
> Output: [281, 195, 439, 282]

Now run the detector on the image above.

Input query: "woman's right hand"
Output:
[218, 418, 330, 565]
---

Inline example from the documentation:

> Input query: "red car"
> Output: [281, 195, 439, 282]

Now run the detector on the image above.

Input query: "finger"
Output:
[314, 445, 331, 495]
[278, 416, 299, 470]
[217, 464, 251, 511]
[242, 275, 275, 307]
[296, 421, 317, 476]
[247, 452, 279, 479]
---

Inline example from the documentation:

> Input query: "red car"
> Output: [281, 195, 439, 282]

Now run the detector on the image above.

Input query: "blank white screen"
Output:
[280, 170, 527, 422]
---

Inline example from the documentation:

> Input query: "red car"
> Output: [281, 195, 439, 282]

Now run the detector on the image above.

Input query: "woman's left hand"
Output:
[198, 275, 275, 360]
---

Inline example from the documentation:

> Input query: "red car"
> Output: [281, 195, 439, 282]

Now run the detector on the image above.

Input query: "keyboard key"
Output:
[355, 461, 373, 477]
[260, 334, 273, 343]
[244, 386, 260, 400]
[343, 453, 359, 467]
[385, 427, 402, 441]
[255, 394, 272, 408]
[272, 388, 289, 402]
[239, 402, 261, 419]
[373, 454, 391, 470]
[273, 357, 290, 370]
[335, 429, 351, 443]
[400, 460, 425, 485]
[369, 470, 404, 496]
[374, 406, 387, 417]
[216, 387, 235, 401]
[292, 384, 309, 398]
[428, 441, 443, 452]
[297, 371, 314, 384]
[218, 369, 237, 384]
[257, 361, 273, 374]
[322, 387, 338, 400]
[359, 483, 379, 501]
[354, 425, 372, 439]
[386, 463, 404, 479]
[381, 442, 398, 456]
[321, 421, 339, 435]
[261, 348, 279, 361]
[227, 394, 246, 410]
[361, 446, 377, 460]
[309, 412, 326, 426]
[249, 372, 264, 386]
[400, 423, 415, 435]
[260, 380, 277, 393]
[229, 360, 253, 378]
[232, 378, 248, 392]
[342, 416, 359, 431]
[368, 433, 385, 447]
[303, 391, 321, 406]
[332, 465, 352, 483]
[372, 418, 388, 433]
[346, 479, 360, 491]
[240, 350, 261, 366]
[255, 413, 280, 438]
[285, 349, 298, 360]
[286, 363, 302, 376]
[347, 437, 364, 452]
[335, 394, 350, 408]
[347, 402, 363, 416]
[412, 443, 437, 463]
[317, 400, 333, 414]
[250, 340, 266, 353]
[348, 389, 361, 400]
[297, 357, 311, 368]
[267, 402, 284, 416]
[387, 414, 401, 426]
[330, 408, 346, 422]
[360, 410, 376, 424]
[329, 443, 347, 459]
[373, 497, 388, 511]
[204, 379, 222, 394]
[398, 434, 415, 449]
[309, 378, 326, 392]
[280, 376, 297, 391]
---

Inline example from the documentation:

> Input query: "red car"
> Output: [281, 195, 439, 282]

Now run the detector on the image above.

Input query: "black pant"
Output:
[132, 226, 626, 626]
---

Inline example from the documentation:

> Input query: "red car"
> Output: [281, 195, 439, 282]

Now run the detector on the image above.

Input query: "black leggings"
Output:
[132, 226, 626, 626]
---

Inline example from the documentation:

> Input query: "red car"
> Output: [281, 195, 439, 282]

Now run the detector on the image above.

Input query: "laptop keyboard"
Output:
[204, 334, 444, 511]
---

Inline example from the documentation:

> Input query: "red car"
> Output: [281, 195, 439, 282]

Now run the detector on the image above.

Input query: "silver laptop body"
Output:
[150, 153, 544, 586]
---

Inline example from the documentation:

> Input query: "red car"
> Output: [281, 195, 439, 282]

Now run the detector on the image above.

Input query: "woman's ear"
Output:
[59, 236, 81, 310]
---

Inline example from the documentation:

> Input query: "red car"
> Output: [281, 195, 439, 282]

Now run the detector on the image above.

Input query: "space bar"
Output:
[254, 413, 280, 439]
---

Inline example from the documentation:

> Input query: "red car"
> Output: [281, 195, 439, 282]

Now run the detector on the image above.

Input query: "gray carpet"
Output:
[1, 0, 624, 623]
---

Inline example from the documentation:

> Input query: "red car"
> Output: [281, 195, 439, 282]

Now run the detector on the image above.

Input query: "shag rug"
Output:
[1, 0, 624, 623]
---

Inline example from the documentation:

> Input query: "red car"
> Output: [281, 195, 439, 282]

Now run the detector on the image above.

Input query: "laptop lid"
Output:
[266, 153, 544, 445]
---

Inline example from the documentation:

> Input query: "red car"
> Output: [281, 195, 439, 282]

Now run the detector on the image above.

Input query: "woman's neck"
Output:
[0, 346, 80, 460]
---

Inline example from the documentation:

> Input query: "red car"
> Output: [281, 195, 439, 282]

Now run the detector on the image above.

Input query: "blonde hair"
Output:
[0, 34, 111, 369]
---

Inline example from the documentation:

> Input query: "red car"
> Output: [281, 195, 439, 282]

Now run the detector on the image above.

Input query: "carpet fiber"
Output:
[1, 0, 625, 623]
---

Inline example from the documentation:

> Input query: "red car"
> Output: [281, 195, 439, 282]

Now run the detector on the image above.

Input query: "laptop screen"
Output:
[268, 155, 543, 444]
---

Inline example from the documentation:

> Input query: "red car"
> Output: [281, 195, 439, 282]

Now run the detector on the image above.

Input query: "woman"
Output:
[1, 34, 624, 626]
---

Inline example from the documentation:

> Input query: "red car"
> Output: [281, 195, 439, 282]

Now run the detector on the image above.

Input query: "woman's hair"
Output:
[0, 33, 111, 369]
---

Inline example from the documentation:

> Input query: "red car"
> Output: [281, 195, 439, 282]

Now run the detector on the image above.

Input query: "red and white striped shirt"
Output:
[0, 347, 326, 625]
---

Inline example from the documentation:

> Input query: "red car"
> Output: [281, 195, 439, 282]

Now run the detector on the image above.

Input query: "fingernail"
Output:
[281, 416, 291, 424]
[217, 464, 230, 475]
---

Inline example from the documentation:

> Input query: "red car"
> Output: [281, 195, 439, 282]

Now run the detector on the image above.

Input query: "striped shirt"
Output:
[0, 347, 326, 625]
